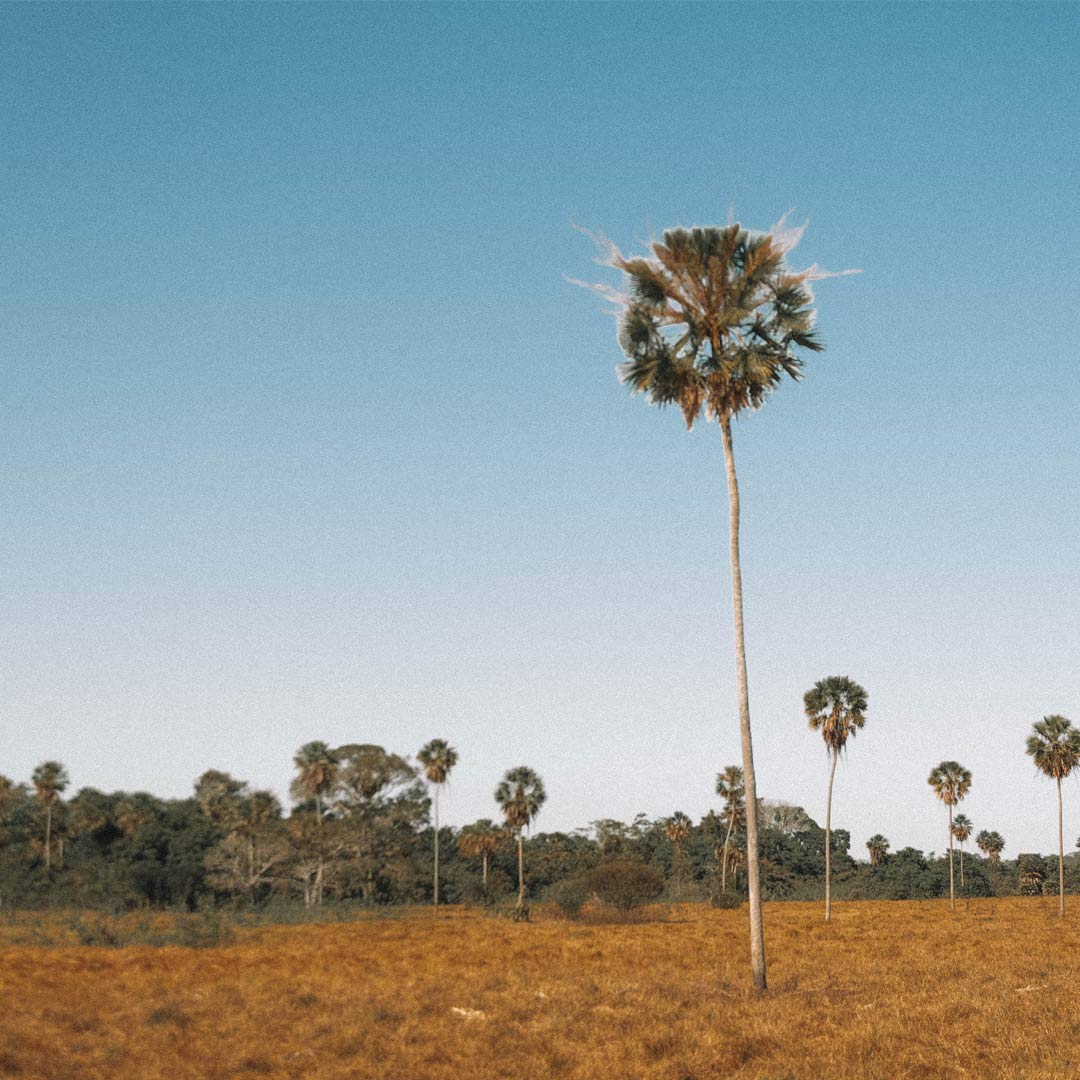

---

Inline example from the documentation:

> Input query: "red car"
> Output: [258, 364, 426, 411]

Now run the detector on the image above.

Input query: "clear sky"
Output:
[3, 3, 1079, 858]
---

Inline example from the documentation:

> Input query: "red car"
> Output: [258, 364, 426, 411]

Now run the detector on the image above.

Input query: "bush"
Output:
[586, 860, 664, 912]
[711, 891, 744, 910]
[548, 876, 589, 919]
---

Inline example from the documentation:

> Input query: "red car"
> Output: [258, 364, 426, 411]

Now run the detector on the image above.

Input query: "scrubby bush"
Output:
[548, 875, 589, 919]
[586, 860, 664, 912]
[711, 890, 744, 910]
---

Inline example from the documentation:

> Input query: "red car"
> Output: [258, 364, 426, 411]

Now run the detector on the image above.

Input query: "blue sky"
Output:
[3, 3, 1079, 857]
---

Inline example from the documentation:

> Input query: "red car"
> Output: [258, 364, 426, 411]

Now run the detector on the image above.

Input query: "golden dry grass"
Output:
[4, 898, 1080, 1079]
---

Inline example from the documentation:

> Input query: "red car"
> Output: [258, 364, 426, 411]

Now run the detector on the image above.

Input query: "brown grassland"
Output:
[3, 897, 1080, 1079]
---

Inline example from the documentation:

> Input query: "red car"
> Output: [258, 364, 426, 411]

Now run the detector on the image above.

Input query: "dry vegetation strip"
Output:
[4, 899, 1080, 1079]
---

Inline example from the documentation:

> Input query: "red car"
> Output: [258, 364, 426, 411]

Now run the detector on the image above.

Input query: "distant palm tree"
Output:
[951, 814, 973, 888]
[715, 765, 746, 894]
[1025, 714, 1080, 917]
[928, 761, 972, 912]
[457, 820, 502, 890]
[292, 742, 340, 905]
[866, 834, 890, 865]
[976, 829, 1004, 864]
[584, 219, 843, 992]
[804, 676, 869, 922]
[664, 811, 692, 901]
[237, 791, 282, 903]
[31, 761, 69, 872]
[494, 766, 546, 918]
[418, 739, 458, 915]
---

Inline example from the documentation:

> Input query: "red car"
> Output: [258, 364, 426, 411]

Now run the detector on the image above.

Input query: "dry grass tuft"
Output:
[3, 898, 1080, 1077]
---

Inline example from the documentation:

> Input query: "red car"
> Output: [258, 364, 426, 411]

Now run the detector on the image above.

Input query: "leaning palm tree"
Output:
[31, 761, 69, 872]
[418, 739, 458, 915]
[715, 765, 745, 894]
[804, 676, 868, 922]
[664, 811, 692, 901]
[494, 766, 546, 919]
[457, 820, 502, 890]
[951, 814, 973, 888]
[1025, 715, 1080, 917]
[581, 219, 849, 990]
[866, 834, 890, 865]
[928, 761, 972, 912]
[976, 829, 1005, 864]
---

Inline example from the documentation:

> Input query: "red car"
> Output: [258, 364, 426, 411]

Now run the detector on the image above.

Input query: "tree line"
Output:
[2, 735, 1076, 914]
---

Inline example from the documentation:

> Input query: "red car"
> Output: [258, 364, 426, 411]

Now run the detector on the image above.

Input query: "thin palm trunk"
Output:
[720, 416, 766, 992]
[721, 810, 736, 894]
[516, 831, 525, 910]
[482, 851, 488, 889]
[1058, 777, 1065, 918]
[433, 787, 440, 915]
[315, 792, 324, 906]
[825, 749, 837, 922]
[948, 805, 955, 912]
[959, 842, 965, 888]
[44, 802, 52, 872]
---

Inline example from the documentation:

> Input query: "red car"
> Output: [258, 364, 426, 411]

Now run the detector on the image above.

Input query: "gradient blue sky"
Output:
[3, 3, 1078, 857]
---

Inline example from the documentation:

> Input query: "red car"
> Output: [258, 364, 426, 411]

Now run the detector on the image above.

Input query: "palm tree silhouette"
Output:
[928, 761, 972, 911]
[976, 829, 1005, 864]
[866, 835, 890, 865]
[664, 812, 692, 901]
[585, 219, 841, 991]
[31, 761, 69, 872]
[1025, 715, 1080, 917]
[292, 742, 340, 904]
[457, 820, 502, 890]
[804, 676, 868, 922]
[951, 814, 973, 888]
[715, 766, 745, 894]
[418, 739, 459, 914]
[494, 766, 545, 919]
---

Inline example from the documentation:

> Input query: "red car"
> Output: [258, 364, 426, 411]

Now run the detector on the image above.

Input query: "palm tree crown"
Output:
[928, 762, 972, 805]
[417, 739, 459, 786]
[951, 814, 973, 844]
[32, 761, 69, 804]
[716, 766, 745, 815]
[292, 742, 339, 810]
[804, 676, 869, 753]
[1026, 715, 1080, 780]
[866, 834, 890, 864]
[593, 222, 824, 429]
[494, 767, 546, 831]
[665, 811, 692, 845]
[976, 829, 1005, 863]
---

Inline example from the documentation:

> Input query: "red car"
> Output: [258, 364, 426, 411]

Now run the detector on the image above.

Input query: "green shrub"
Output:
[710, 891, 745, 910]
[548, 876, 589, 919]
[586, 860, 664, 912]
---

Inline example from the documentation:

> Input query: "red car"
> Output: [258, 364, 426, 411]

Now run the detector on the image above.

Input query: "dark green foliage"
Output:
[586, 860, 665, 911]
[547, 875, 589, 919]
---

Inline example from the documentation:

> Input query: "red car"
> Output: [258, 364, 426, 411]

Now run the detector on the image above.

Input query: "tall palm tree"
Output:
[457, 820, 502, 890]
[804, 676, 868, 923]
[292, 742, 340, 905]
[866, 834, 890, 865]
[715, 765, 745, 894]
[417, 739, 458, 914]
[951, 814, 973, 888]
[664, 811, 692, 901]
[585, 220, 845, 991]
[1025, 714, 1080, 917]
[976, 829, 1004, 864]
[494, 766, 546, 918]
[31, 761, 69, 872]
[928, 761, 972, 912]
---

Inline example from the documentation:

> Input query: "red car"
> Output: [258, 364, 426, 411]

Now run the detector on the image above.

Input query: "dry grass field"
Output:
[3, 897, 1080, 1079]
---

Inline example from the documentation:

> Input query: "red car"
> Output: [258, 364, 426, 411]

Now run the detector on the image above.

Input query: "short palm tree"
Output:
[976, 829, 1004, 864]
[928, 761, 972, 911]
[418, 739, 458, 914]
[951, 814, 973, 888]
[866, 834, 890, 865]
[664, 811, 692, 901]
[582, 219, 848, 991]
[494, 766, 546, 918]
[31, 761, 69, 872]
[457, 819, 502, 889]
[1025, 714, 1080, 917]
[804, 676, 868, 922]
[715, 765, 745, 894]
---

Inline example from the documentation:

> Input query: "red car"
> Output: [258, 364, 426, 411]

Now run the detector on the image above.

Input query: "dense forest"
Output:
[1, 743, 1073, 913]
